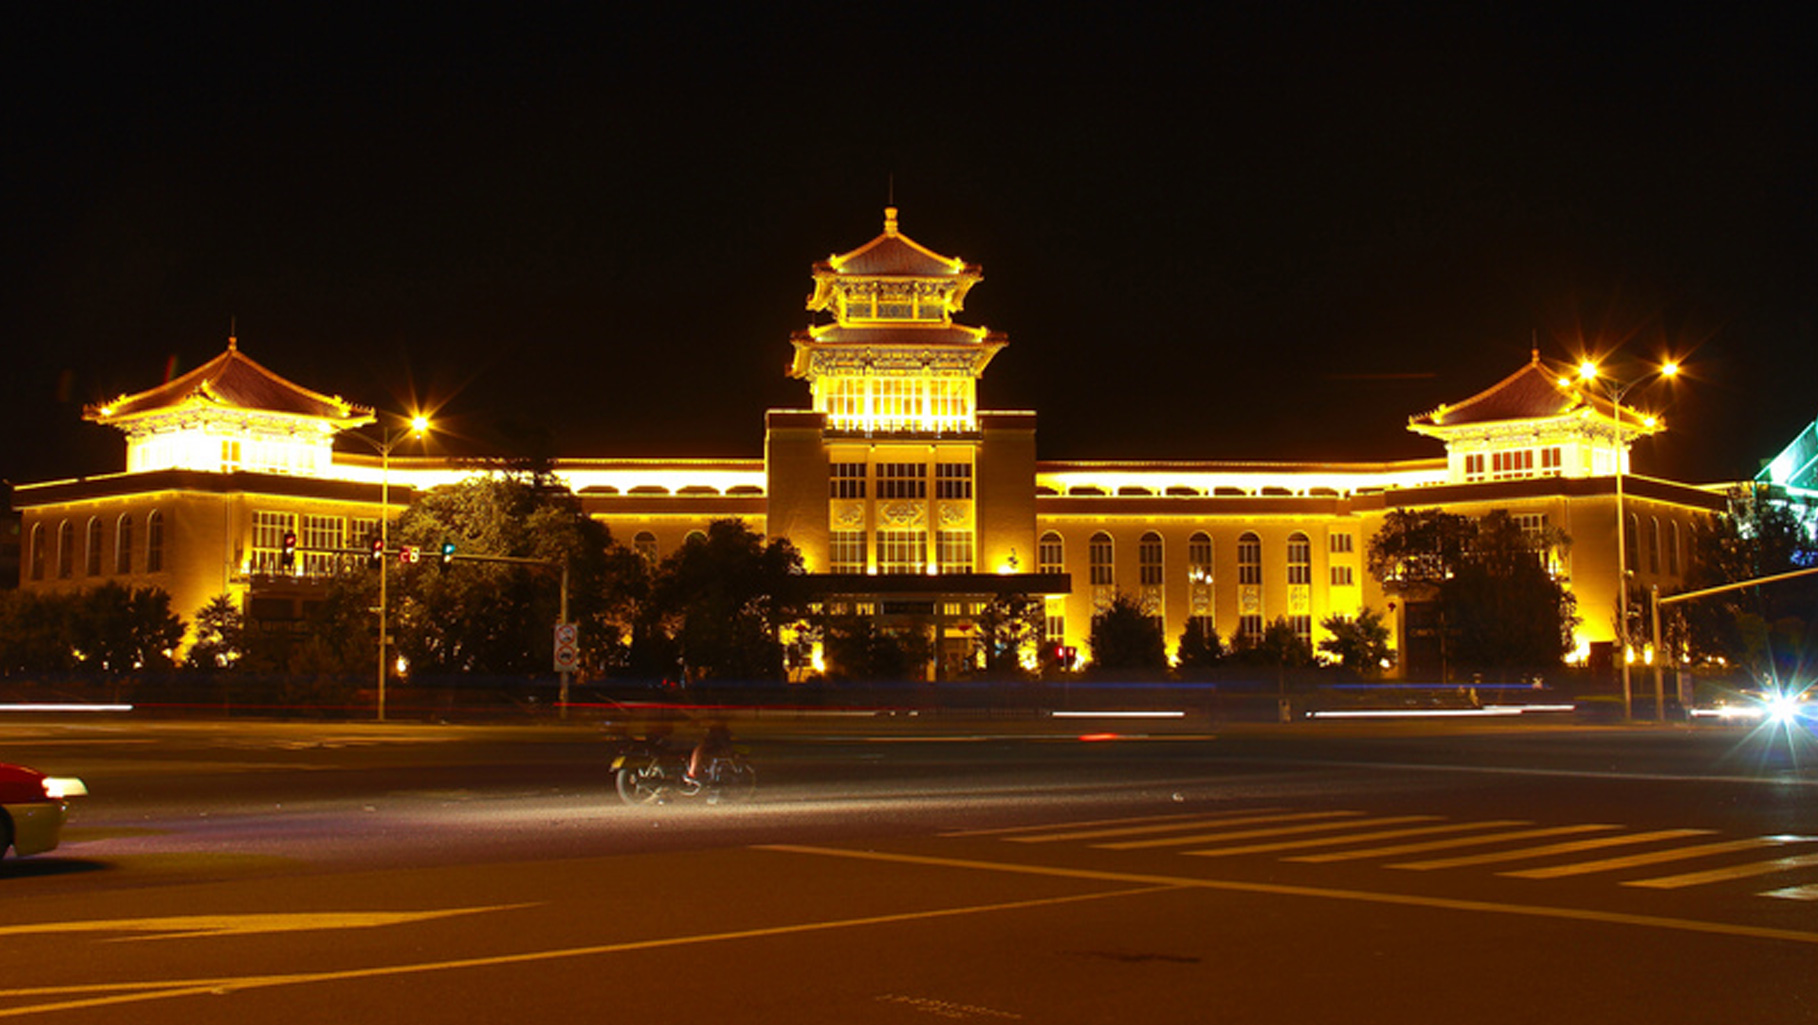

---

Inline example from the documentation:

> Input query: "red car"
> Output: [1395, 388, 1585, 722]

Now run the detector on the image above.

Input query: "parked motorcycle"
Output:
[610, 733, 756, 806]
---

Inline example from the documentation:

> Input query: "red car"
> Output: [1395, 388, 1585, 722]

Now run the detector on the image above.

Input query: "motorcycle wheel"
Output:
[711, 760, 756, 805]
[615, 764, 665, 805]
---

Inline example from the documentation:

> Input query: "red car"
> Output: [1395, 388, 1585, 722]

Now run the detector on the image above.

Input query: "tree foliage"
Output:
[1368, 507, 1578, 675]
[818, 615, 931, 683]
[1682, 485, 1818, 683]
[0, 585, 185, 676]
[650, 518, 808, 683]
[1319, 607, 1394, 675]
[972, 593, 1045, 680]
[1088, 592, 1167, 674]
[1174, 617, 1225, 675]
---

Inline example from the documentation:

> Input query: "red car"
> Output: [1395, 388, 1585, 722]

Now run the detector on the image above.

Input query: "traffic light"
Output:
[398, 545, 420, 565]
[439, 540, 456, 568]
[279, 530, 297, 569]
[368, 534, 384, 566]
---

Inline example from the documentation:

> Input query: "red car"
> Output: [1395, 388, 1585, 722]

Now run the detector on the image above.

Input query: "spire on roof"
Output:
[884, 205, 899, 236]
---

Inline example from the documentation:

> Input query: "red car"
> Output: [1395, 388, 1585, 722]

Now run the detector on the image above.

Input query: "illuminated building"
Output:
[13, 208, 1747, 679]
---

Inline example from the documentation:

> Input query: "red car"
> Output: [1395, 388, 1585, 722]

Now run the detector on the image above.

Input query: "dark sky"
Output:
[4, 6, 1813, 494]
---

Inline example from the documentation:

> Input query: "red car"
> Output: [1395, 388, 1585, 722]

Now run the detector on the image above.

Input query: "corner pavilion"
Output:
[13, 208, 1736, 680]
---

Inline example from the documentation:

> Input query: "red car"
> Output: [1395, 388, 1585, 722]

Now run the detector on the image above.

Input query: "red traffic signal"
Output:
[280, 530, 298, 568]
[398, 545, 420, 565]
[368, 536, 384, 566]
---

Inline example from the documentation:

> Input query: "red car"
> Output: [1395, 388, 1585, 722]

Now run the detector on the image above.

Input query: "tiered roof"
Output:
[86, 339, 374, 429]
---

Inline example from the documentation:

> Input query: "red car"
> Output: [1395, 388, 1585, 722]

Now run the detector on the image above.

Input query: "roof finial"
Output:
[884, 175, 899, 235]
[228, 316, 238, 352]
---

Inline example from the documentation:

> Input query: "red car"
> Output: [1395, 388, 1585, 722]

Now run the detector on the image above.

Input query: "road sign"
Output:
[553, 622, 579, 672]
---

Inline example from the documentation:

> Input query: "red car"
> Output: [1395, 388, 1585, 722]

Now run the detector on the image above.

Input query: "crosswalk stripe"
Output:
[1501, 837, 1793, 879]
[1286, 824, 1621, 863]
[1099, 815, 1440, 851]
[1760, 884, 1818, 901]
[1390, 829, 1713, 871]
[1625, 851, 1818, 890]
[1181, 820, 1531, 859]
[1006, 810, 1359, 844]
[938, 809, 1252, 839]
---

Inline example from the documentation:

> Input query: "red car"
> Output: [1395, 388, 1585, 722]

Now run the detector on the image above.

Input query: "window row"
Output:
[1464, 446, 1565, 482]
[1623, 514, 1683, 576]
[30, 512, 166, 581]
[1058, 530, 1342, 586]
[827, 529, 976, 575]
[828, 460, 974, 500]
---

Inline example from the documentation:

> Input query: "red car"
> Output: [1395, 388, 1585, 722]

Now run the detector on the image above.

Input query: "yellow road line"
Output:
[1181, 820, 1530, 859]
[756, 844, 1818, 946]
[1503, 838, 1792, 879]
[1286, 824, 1620, 863]
[1008, 810, 1360, 844]
[0, 885, 1176, 1019]
[1626, 851, 1818, 890]
[1389, 829, 1714, 871]
[1099, 815, 1440, 851]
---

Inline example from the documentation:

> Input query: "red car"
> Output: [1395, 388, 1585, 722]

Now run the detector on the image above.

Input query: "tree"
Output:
[0, 590, 77, 674]
[972, 593, 1045, 680]
[1088, 592, 1167, 674]
[1319, 608, 1394, 676]
[1367, 508, 1577, 677]
[1174, 617, 1225, 676]
[186, 593, 246, 670]
[819, 615, 931, 683]
[650, 519, 809, 683]
[392, 474, 621, 676]
[1236, 616, 1314, 669]
[70, 583, 186, 675]
[1682, 485, 1818, 683]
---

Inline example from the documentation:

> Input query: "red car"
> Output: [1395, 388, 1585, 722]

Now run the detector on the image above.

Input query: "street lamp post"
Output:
[345, 414, 430, 722]
[1578, 360, 1677, 721]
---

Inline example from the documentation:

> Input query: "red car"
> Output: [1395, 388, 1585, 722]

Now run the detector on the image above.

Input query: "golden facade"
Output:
[13, 208, 1732, 675]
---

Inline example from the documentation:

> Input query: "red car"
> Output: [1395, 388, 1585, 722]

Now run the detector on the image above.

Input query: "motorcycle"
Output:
[610, 734, 756, 806]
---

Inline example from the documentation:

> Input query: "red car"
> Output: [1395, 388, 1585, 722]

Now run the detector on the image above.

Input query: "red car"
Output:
[1, 763, 87, 857]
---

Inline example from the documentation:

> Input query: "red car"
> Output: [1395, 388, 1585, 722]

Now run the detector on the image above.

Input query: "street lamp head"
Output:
[1578, 360, 1599, 382]
[1659, 360, 1680, 379]
[410, 415, 431, 436]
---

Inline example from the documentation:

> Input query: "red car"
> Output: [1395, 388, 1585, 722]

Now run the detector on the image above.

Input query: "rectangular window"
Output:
[935, 462, 972, 500]
[1541, 446, 1563, 474]
[936, 530, 973, 573]
[252, 511, 296, 575]
[876, 462, 926, 500]
[1329, 533, 1354, 554]
[1039, 535, 1064, 574]
[1331, 565, 1355, 587]
[302, 514, 346, 576]
[1045, 615, 1065, 643]
[1239, 614, 1264, 646]
[1289, 615, 1312, 645]
[830, 462, 867, 499]
[829, 531, 867, 574]
[1464, 453, 1486, 481]
[876, 530, 925, 574]
[1491, 449, 1537, 480]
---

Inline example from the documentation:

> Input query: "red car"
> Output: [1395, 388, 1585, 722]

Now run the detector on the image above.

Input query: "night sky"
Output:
[4, 6, 1813, 497]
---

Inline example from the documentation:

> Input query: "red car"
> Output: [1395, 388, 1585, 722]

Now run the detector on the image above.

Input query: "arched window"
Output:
[146, 510, 165, 573]
[1237, 532, 1262, 586]
[633, 531, 658, 563]
[1647, 516, 1661, 574]
[85, 517, 103, 577]
[57, 520, 75, 578]
[116, 514, 134, 575]
[1188, 532, 1213, 584]
[29, 523, 46, 581]
[1038, 532, 1064, 574]
[1139, 532, 1163, 587]
[1287, 532, 1311, 585]
[1089, 532, 1114, 586]
[1624, 513, 1639, 574]
[685, 530, 707, 547]
[1668, 521, 1681, 576]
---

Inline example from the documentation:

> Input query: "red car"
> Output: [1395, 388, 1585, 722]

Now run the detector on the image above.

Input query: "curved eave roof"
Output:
[1408, 355, 1649, 436]
[816, 207, 978, 277]
[85, 345, 375, 427]
[788, 325, 1006, 378]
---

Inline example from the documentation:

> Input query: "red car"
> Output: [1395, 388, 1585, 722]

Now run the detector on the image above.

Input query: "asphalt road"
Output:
[3, 715, 1816, 1023]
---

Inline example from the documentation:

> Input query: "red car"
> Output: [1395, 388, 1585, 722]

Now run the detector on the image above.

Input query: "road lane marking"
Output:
[756, 844, 1818, 946]
[0, 885, 1178, 1019]
[939, 808, 1278, 839]
[1389, 829, 1714, 870]
[1007, 810, 1361, 844]
[1286, 824, 1621, 863]
[1502, 838, 1796, 879]
[1098, 815, 1440, 851]
[1625, 851, 1818, 889]
[1180, 820, 1531, 859]
[0, 907, 533, 942]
